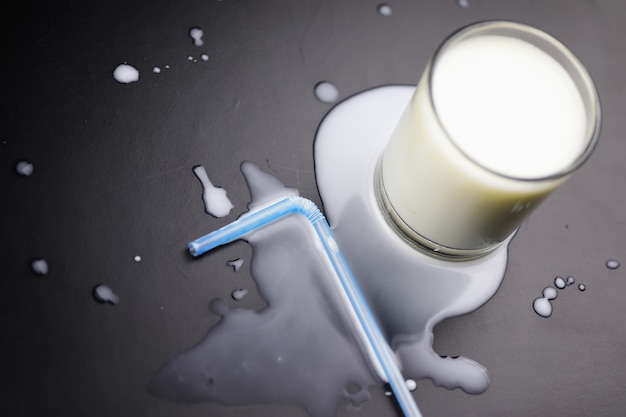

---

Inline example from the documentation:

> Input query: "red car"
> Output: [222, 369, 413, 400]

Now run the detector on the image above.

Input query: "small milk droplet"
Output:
[189, 27, 204, 46]
[314, 81, 339, 103]
[405, 379, 417, 391]
[93, 284, 120, 305]
[201, 53, 209, 61]
[134, 255, 142, 262]
[566, 276, 575, 286]
[30, 258, 48, 276]
[377, 3, 392, 16]
[533, 297, 553, 318]
[554, 276, 566, 289]
[15, 160, 34, 176]
[113, 63, 139, 84]
[578, 284, 586, 291]
[542, 286, 557, 300]
[153, 66, 161, 73]
[187, 55, 194, 61]
[231, 288, 249, 301]
[606, 259, 620, 270]
[192, 165, 234, 218]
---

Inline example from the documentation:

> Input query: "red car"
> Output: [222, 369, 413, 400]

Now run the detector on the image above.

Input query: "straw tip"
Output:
[188, 242, 200, 256]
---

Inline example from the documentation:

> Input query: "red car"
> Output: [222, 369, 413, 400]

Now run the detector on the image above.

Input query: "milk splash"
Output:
[315, 85, 510, 395]
[192, 165, 234, 218]
[150, 162, 378, 417]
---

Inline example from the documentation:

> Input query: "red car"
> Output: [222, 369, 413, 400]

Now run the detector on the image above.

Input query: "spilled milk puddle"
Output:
[149, 163, 378, 417]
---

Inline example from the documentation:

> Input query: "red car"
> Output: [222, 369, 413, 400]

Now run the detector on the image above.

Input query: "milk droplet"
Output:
[113, 63, 139, 84]
[134, 255, 142, 262]
[554, 276, 566, 289]
[405, 379, 417, 391]
[192, 165, 234, 218]
[566, 276, 575, 286]
[165, 65, 170, 69]
[227, 258, 244, 272]
[533, 287, 557, 318]
[187, 55, 194, 61]
[201, 53, 209, 61]
[314, 81, 339, 103]
[93, 284, 120, 305]
[30, 258, 48, 276]
[578, 284, 586, 291]
[456, 0, 470, 8]
[15, 160, 33, 176]
[153, 66, 161, 73]
[533, 297, 553, 318]
[384, 390, 393, 397]
[606, 259, 620, 270]
[543, 286, 557, 300]
[231, 288, 249, 301]
[189, 27, 204, 46]
[377, 3, 392, 16]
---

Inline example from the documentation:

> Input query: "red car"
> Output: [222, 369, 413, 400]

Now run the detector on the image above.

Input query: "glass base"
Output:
[374, 160, 502, 261]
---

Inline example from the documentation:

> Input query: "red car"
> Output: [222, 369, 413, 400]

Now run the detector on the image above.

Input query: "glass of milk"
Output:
[375, 20, 601, 260]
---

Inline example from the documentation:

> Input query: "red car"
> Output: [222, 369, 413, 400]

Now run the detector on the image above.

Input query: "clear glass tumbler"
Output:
[376, 20, 601, 260]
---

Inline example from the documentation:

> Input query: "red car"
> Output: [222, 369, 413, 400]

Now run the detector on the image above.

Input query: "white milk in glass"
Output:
[379, 24, 598, 257]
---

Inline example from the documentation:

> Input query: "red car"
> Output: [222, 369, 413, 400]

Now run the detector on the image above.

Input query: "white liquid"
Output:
[134, 255, 142, 262]
[314, 81, 339, 103]
[192, 165, 234, 218]
[153, 66, 161, 74]
[150, 163, 378, 416]
[532, 287, 558, 318]
[15, 160, 33, 176]
[93, 284, 120, 305]
[566, 276, 575, 286]
[201, 53, 209, 61]
[30, 258, 48, 276]
[554, 276, 566, 289]
[231, 288, 249, 301]
[578, 284, 586, 291]
[381, 32, 593, 250]
[189, 27, 204, 46]
[606, 259, 620, 270]
[227, 258, 244, 272]
[113, 64, 139, 84]
[315, 86, 510, 395]
[377, 3, 392, 16]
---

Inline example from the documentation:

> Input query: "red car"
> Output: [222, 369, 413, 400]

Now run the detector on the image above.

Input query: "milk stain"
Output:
[315, 85, 509, 395]
[150, 162, 378, 416]
[192, 165, 234, 218]
[606, 259, 620, 270]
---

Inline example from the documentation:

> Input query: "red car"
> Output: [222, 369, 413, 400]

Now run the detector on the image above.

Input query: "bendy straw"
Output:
[188, 196, 423, 417]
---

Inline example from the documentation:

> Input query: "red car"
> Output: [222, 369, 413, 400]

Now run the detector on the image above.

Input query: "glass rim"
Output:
[427, 19, 602, 183]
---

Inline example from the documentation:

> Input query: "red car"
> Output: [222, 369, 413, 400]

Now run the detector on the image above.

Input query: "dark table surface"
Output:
[3, 1, 626, 416]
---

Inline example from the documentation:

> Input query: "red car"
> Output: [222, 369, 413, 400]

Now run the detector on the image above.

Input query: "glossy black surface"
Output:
[3, 1, 626, 416]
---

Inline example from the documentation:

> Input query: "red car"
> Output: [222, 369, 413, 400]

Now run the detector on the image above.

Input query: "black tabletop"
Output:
[3, 1, 626, 416]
